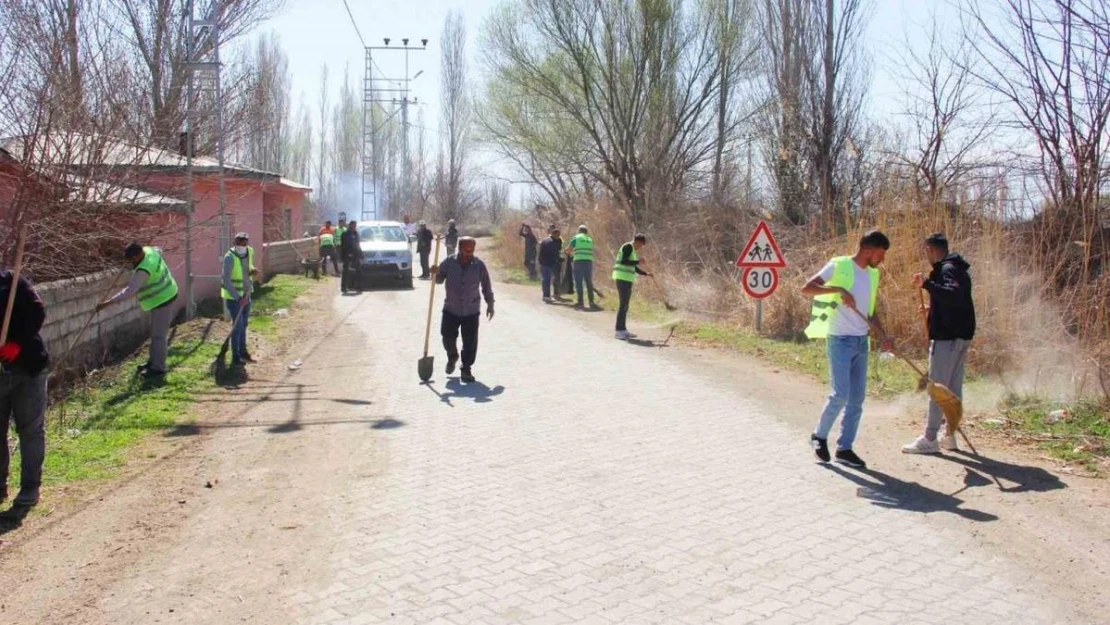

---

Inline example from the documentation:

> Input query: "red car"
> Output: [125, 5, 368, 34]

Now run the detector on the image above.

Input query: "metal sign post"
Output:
[736, 221, 787, 333]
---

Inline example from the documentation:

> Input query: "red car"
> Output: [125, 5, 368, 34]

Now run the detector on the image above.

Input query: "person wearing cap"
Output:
[432, 237, 495, 383]
[565, 225, 597, 309]
[340, 221, 363, 293]
[416, 220, 434, 279]
[98, 242, 179, 379]
[612, 234, 651, 340]
[220, 232, 257, 367]
[445, 219, 459, 256]
[1, 263, 49, 508]
[903, 233, 975, 455]
[318, 220, 340, 277]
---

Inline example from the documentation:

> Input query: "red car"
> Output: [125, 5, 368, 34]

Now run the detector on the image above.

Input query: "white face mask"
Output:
[234, 246, 248, 255]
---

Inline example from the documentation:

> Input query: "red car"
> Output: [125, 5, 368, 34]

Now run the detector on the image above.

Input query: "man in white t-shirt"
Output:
[801, 230, 893, 469]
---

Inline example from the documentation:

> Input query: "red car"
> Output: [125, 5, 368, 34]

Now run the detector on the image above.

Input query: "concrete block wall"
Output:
[36, 269, 151, 372]
[262, 237, 316, 280]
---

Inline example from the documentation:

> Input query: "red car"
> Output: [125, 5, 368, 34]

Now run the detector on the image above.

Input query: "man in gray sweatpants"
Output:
[903, 233, 976, 454]
[0, 268, 49, 508]
[98, 243, 179, 379]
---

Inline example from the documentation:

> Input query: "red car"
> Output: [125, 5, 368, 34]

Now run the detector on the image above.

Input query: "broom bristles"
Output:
[927, 381, 963, 436]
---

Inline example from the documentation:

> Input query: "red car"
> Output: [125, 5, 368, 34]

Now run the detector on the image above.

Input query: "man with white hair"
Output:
[565, 224, 597, 309]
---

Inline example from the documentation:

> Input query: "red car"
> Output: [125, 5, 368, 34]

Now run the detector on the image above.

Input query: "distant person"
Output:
[801, 230, 893, 469]
[98, 242, 179, 379]
[336, 220, 348, 259]
[0, 265, 48, 508]
[416, 220, 434, 279]
[220, 232, 256, 368]
[318, 220, 339, 276]
[550, 227, 565, 299]
[340, 221, 363, 294]
[432, 237, 495, 384]
[612, 234, 651, 340]
[402, 214, 416, 239]
[566, 225, 597, 309]
[445, 219, 459, 256]
[903, 233, 975, 455]
[538, 228, 562, 302]
[520, 223, 538, 281]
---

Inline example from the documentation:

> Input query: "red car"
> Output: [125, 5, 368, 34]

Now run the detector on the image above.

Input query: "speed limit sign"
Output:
[742, 267, 779, 299]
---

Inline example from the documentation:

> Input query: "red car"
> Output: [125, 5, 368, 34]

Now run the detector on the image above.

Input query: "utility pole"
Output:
[362, 38, 427, 222]
[183, 0, 228, 319]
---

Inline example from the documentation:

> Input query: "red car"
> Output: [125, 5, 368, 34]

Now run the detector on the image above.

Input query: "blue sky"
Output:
[264, 0, 960, 179]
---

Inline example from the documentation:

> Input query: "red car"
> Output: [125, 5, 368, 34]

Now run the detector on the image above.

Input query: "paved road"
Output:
[4, 276, 1085, 624]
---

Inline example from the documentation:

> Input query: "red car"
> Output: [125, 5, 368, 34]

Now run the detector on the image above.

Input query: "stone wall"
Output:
[35, 269, 151, 373]
[262, 237, 316, 280]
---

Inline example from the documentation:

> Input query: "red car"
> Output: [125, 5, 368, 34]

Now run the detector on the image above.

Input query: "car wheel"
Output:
[405, 270, 414, 289]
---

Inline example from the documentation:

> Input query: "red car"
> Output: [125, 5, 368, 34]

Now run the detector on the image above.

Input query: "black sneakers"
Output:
[446, 356, 458, 375]
[811, 434, 830, 462]
[460, 369, 475, 383]
[835, 449, 867, 468]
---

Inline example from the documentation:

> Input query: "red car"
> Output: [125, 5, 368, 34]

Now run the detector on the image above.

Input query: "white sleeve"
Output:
[816, 261, 836, 282]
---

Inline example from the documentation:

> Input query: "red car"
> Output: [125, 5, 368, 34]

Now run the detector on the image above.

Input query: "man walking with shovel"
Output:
[433, 237, 494, 384]
[801, 230, 893, 468]
[903, 233, 975, 454]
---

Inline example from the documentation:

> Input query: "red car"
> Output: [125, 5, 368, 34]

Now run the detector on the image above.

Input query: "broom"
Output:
[0, 226, 28, 373]
[649, 275, 678, 311]
[844, 304, 964, 436]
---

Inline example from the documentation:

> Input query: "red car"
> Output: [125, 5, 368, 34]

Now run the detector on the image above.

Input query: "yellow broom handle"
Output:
[0, 225, 28, 346]
[422, 236, 442, 358]
[843, 303, 928, 379]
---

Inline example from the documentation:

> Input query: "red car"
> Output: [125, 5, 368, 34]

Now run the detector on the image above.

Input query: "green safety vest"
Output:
[612, 242, 639, 283]
[221, 247, 255, 301]
[320, 232, 335, 247]
[571, 233, 594, 261]
[804, 255, 879, 339]
[135, 246, 179, 312]
[336, 226, 347, 248]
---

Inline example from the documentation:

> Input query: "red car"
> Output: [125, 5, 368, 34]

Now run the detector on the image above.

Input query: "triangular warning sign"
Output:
[736, 220, 786, 268]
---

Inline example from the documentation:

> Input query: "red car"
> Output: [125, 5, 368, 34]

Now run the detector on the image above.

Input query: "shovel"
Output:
[843, 304, 965, 437]
[418, 236, 443, 382]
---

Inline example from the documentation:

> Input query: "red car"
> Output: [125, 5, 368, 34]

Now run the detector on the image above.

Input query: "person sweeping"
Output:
[432, 237, 494, 384]
[902, 233, 975, 454]
[612, 234, 651, 340]
[801, 230, 893, 469]
[98, 242, 179, 379]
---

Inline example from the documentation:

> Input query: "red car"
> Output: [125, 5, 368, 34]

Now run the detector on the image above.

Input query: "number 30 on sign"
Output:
[742, 267, 778, 299]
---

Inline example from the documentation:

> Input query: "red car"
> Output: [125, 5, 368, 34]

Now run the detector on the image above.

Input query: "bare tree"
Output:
[439, 10, 471, 221]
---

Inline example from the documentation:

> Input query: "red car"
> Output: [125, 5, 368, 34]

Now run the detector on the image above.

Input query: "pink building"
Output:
[0, 133, 312, 312]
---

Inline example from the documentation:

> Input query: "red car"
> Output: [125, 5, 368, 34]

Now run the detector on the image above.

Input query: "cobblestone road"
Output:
[49, 277, 1083, 624]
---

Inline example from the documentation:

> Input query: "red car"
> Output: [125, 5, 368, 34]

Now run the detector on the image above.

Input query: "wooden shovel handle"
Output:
[422, 236, 442, 358]
[841, 302, 928, 379]
[918, 288, 930, 347]
[0, 225, 28, 347]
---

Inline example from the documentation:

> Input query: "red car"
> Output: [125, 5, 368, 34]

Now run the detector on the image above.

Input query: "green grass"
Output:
[8, 275, 314, 498]
[984, 395, 1110, 473]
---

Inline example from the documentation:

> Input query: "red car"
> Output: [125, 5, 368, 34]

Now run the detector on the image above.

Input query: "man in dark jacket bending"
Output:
[903, 233, 975, 455]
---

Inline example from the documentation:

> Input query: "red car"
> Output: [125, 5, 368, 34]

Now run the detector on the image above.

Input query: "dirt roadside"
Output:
[0, 277, 346, 624]
[489, 268, 1110, 621]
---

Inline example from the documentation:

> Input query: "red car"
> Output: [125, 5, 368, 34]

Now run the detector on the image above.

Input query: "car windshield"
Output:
[359, 226, 407, 243]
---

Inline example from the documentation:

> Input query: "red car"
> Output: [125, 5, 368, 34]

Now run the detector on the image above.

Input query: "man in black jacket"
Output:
[416, 221, 434, 279]
[0, 269, 48, 508]
[903, 233, 975, 455]
[538, 228, 562, 302]
[340, 221, 363, 294]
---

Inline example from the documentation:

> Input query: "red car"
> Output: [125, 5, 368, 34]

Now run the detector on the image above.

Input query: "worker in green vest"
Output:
[612, 234, 651, 340]
[98, 242, 179, 380]
[221, 232, 256, 368]
[565, 224, 598, 309]
[801, 230, 893, 469]
[318, 220, 339, 276]
[336, 220, 348, 261]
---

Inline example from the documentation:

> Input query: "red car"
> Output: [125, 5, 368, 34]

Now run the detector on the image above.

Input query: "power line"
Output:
[341, 0, 367, 48]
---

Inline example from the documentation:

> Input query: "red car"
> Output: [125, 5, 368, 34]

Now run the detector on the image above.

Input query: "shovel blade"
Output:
[418, 355, 434, 382]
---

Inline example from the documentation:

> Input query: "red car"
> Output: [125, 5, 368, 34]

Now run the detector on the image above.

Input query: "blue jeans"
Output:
[540, 264, 555, 298]
[814, 335, 869, 451]
[573, 260, 595, 305]
[225, 298, 252, 362]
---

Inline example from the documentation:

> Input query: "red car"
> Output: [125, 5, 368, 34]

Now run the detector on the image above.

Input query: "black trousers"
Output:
[419, 250, 430, 277]
[441, 311, 480, 369]
[616, 280, 633, 331]
[341, 258, 361, 292]
[319, 246, 339, 275]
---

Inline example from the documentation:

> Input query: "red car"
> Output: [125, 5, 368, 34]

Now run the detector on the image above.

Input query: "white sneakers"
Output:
[615, 330, 630, 340]
[902, 433, 959, 454]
